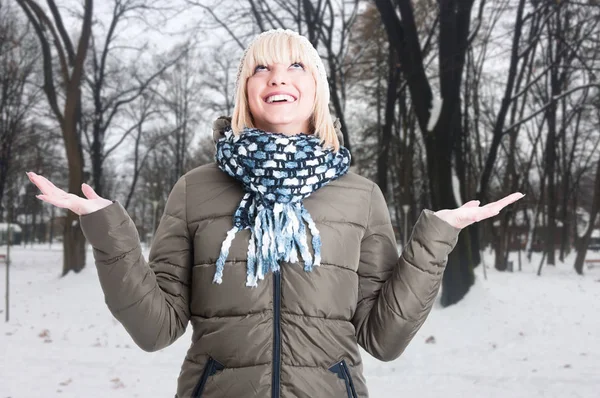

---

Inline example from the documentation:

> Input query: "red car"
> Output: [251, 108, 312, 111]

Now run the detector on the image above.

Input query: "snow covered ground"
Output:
[1, 244, 599, 397]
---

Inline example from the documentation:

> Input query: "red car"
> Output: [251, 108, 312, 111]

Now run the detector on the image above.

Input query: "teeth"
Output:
[266, 94, 295, 103]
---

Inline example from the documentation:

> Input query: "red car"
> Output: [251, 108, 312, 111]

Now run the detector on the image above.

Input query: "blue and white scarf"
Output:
[214, 127, 351, 287]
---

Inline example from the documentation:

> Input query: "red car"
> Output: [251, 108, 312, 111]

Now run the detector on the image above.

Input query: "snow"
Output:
[427, 96, 443, 132]
[0, 223, 22, 233]
[451, 167, 463, 206]
[1, 244, 599, 397]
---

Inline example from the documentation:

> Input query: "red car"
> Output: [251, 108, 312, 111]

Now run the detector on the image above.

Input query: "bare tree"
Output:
[0, 2, 40, 219]
[199, 48, 237, 117]
[80, 0, 188, 198]
[17, 0, 93, 275]
[151, 47, 203, 187]
[120, 91, 165, 210]
[375, 0, 479, 306]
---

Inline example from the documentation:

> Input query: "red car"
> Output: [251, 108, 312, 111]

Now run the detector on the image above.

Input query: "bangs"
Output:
[241, 34, 318, 80]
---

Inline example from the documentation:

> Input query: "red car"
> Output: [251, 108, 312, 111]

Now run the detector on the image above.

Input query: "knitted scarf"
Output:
[214, 126, 351, 287]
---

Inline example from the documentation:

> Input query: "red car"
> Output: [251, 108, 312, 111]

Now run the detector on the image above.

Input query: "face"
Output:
[246, 61, 316, 136]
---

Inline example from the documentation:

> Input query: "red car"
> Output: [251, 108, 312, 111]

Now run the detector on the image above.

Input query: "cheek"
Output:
[303, 82, 317, 109]
[246, 83, 261, 111]
[302, 78, 317, 103]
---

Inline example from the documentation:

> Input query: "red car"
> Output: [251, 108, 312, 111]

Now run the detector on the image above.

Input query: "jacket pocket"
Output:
[328, 359, 357, 398]
[192, 357, 225, 398]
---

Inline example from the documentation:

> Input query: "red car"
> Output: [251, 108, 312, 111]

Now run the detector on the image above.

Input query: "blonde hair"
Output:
[231, 29, 340, 152]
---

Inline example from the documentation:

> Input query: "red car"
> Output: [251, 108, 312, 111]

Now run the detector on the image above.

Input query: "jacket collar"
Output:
[212, 116, 345, 146]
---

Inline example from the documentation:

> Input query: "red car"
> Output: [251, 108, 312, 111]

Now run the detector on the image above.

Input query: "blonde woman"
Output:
[28, 29, 523, 398]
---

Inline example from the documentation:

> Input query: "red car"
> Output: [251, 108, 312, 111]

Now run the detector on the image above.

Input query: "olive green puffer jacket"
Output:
[80, 118, 461, 397]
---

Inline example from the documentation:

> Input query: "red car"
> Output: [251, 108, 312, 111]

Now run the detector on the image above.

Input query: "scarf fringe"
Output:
[213, 226, 240, 284]
[214, 200, 323, 287]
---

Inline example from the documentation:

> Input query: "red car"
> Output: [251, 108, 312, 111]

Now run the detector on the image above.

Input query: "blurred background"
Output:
[0, 0, 599, 397]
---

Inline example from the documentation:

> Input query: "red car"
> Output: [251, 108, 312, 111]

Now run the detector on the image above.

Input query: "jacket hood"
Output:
[212, 116, 345, 146]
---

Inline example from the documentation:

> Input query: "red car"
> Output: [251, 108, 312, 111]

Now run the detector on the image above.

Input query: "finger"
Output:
[473, 207, 499, 222]
[28, 172, 67, 197]
[82, 183, 100, 200]
[28, 174, 56, 197]
[483, 192, 524, 212]
[36, 194, 71, 209]
[36, 193, 82, 215]
[26, 172, 46, 192]
[36, 173, 67, 196]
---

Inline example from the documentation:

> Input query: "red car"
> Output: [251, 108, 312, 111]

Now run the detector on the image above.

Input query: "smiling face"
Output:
[246, 61, 316, 135]
[231, 31, 340, 151]
[233, 32, 323, 136]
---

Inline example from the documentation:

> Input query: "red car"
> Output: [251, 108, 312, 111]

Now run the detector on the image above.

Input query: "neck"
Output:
[254, 122, 311, 136]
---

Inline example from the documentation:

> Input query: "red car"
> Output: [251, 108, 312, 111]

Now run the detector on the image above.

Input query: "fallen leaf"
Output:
[111, 377, 125, 389]
[59, 378, 72, 386]
[425, 335, 436, 344]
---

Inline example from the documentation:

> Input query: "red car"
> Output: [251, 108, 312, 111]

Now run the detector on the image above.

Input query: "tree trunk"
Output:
[62, 96, 87, 275]
[574, 157, 600, 274]
[493, 228, 508, 271]
[377, 47, 399, 195]
[544, 4, 566, 266]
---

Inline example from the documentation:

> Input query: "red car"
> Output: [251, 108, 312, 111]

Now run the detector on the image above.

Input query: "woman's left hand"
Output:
[433, 192, 525, 230]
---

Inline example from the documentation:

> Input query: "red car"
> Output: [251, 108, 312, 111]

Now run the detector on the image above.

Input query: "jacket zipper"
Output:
[272, 270, 282, 398]
[340, 360, 357, 398]
[192, 357, 224, 397]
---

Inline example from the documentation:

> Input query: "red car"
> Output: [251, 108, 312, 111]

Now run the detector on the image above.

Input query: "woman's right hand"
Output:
[27, 171, 113, 216]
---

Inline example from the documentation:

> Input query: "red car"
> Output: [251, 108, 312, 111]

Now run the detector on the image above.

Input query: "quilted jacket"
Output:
[79, 118, 461, 397]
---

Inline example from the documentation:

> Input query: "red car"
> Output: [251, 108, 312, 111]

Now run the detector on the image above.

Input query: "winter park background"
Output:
[1, 0, 600, 397]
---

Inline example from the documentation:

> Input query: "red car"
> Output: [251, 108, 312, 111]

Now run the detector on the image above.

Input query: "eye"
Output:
[291, 62, 305, 69]
[254, 64, 268, 73]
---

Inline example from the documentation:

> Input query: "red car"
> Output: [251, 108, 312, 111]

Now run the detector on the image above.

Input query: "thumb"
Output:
[462, 200, 481, 208]
[82, 183, 100, 200]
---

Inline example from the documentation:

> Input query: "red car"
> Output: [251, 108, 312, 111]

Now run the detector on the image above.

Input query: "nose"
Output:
[268, 64, 288, 86]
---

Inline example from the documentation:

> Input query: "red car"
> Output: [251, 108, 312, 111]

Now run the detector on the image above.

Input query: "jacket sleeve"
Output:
[79, 176, 192, 352]
[352, 183, 460, 361]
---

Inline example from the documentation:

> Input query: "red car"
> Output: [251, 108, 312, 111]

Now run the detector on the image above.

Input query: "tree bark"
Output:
[377, 47, 399, 195]
[17, 0, 93, 275]
[574, 156, 600, 274]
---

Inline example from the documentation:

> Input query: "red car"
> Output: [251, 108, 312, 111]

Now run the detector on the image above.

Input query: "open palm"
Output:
[27, 172, 112, 216]
[434, 192, 525, 229]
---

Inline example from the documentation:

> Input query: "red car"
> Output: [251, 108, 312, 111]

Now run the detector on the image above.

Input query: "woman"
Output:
[28, 29, 523, 398]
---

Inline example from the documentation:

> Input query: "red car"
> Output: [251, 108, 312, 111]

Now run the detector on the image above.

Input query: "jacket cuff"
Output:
[79, 201, 137, 252]
[422, 209, 462, 237]
[408, 209, 462, 267]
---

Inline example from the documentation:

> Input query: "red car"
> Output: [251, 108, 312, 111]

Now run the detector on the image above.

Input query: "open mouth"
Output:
[264, 94, 297, 104]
